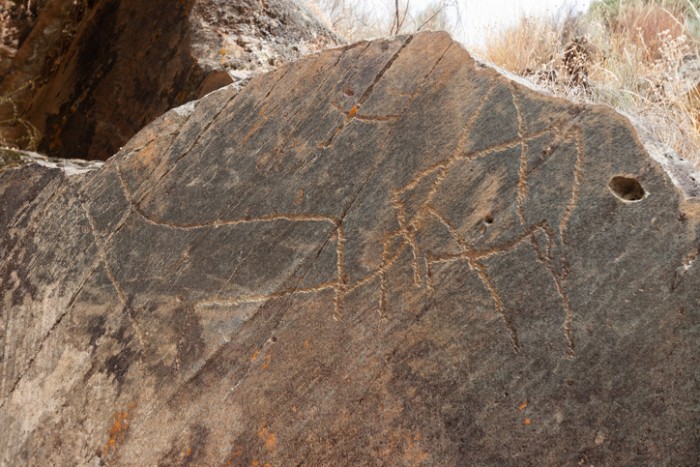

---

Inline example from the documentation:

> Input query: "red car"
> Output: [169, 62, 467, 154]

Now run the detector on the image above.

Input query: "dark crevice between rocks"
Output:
[33, 0, 203, 161]
[1, 1, 215, 161]
[1, 0, 341, 162]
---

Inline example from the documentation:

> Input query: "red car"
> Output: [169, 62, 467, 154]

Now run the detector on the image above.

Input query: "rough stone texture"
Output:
[0, 0, 50, 76]
[0, 0, 340, 160]
[0, 146, 104, 174]
[1, 32, 699, 465]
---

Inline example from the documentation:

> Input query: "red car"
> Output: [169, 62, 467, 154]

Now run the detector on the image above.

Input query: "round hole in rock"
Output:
[608, 176, 645, 202]
[483, 214, 494, 225]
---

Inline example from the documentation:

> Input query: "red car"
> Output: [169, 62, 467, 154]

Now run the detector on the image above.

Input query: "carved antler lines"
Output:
[510, 83, 529, 227]
[320, 36, 415, 149]
[379, 83, 582, 356]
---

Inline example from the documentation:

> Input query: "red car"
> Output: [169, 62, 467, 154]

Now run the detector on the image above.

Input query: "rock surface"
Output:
[0, 0, 340, 160]
[1, 32, 699, 465]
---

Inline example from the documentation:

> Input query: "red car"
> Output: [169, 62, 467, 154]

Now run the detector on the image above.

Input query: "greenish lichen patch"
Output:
[0, 146, 29, 172]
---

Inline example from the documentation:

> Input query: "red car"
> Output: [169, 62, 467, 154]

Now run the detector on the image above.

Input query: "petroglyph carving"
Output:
[5, 32, 699, 466]
[101, 76, 583, 358]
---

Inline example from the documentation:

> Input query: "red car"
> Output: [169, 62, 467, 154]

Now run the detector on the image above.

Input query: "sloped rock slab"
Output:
[1, 32, 699, 465]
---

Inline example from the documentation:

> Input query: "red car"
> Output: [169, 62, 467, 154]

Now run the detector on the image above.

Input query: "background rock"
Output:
[1, 32, 699, 465]
[0, 0, 340, 160]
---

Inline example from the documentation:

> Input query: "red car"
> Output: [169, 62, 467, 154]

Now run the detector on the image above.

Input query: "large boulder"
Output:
[0, 0, 340, 160]
[1, 31, 699, 465]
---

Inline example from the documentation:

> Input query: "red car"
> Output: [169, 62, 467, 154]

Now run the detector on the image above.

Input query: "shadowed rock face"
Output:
[1, 32, 699, 465]
[0, 0, 340, 160]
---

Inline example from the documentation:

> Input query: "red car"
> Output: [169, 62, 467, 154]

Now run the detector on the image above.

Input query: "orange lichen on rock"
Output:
[258, 427, 277, 451]
[223, 447, 243, 466]
[102, 403, 136, 456]
[519, 400, 528, 411]
[402, 432, 430, 465]
[523, 418, 533, 426]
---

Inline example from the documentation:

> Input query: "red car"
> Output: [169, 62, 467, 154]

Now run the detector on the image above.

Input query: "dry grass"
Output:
[481, 17, 563, 77]
[479, 0, 700, 166]
[306, 0, 456, 41]
[611, 2, 686, 58]
[305, 0, 385, 41]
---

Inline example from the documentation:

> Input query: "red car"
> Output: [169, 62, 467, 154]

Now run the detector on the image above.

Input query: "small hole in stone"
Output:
[483, 214, 494, 225]
[271, 336, 277, 343]
[608, 176, 645, 202]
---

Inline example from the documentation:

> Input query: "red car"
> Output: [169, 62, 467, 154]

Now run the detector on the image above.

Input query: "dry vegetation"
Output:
[480, 0, 700, 165]
[307, 0, 457, 41]
[309, 0, 700, 166]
